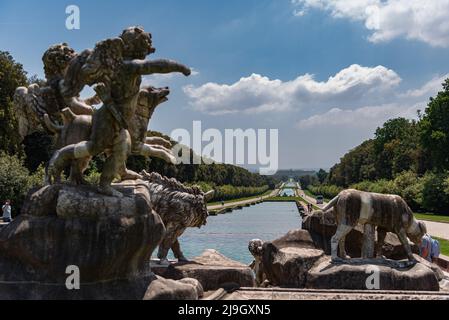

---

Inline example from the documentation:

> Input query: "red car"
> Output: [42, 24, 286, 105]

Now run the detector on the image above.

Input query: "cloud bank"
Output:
[183, 64, 401, 115]
[184, 63, 448, 132]
[292, 0, 449, 47]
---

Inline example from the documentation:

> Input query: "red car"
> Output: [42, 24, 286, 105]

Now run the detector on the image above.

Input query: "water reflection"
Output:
[175, 202, 302, 264]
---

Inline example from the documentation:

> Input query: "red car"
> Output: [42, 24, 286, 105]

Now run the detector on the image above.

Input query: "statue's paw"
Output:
[158, 258, 170, 266]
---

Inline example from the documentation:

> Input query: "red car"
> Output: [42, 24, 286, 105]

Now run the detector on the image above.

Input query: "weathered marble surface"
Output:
[249, 229, 443, 292]
[144, 277, 203, 300]
[306, 255, 440, 291]
[0, 181, 164, 300]
[151, 249, 255, 291]
[223, 288, 449, 300]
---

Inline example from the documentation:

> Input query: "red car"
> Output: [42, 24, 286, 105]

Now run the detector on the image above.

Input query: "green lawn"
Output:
[414, 213, 449, 224]
[208, 190, 273, 206]
[435, 237, 449, 256]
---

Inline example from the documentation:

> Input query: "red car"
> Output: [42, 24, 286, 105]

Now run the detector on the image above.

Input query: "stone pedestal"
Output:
[0, 181, 165, 299]
[256, 229, 443, 292]
[151, 249, 255, 291]
[306, 256, 440, 291]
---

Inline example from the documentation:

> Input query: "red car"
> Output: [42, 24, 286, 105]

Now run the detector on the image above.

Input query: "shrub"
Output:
[308, 184, 342, 199]
[0, 153, 32, 215]
[421, 172, 449, 214]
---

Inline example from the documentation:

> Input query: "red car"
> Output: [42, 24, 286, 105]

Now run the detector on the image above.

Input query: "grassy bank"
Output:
[414, 213, 449, 224]
[208, 189, 273, 206]
[436, 237, 449, 256]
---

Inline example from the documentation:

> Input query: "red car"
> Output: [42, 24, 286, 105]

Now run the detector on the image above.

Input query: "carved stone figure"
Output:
[322, 189, 427, 263]
[44, 108, 92, 184]
[248, 239, 267, 287]
[141, 171, 214, 264]
[47, 27, 191, 195]
[14, 43, 98, 140]
[44, 85, 175, 184]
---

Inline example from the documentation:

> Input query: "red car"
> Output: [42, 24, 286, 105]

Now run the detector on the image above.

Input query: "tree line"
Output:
[303, 79, 449, 215]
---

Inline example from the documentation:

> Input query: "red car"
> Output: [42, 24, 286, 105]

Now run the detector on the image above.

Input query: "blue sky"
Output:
[1, 0, 449, 170]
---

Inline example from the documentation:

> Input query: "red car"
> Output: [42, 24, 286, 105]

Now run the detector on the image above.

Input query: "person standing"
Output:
[2, 200, 12, 223]
[420, 233, 440, 262]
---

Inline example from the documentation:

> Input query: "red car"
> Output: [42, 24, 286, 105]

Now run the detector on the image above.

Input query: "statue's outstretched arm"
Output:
[131, 59, 191, 76]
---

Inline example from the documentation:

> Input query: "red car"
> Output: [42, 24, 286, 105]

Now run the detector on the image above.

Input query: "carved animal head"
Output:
[136, 87, 170, 124]
[120, 26, 154, 60]
[408, 220, 427, 245]
[42, 43, 76, 80]
[138, 86, 170, 110]
[248, 239, 264, 258]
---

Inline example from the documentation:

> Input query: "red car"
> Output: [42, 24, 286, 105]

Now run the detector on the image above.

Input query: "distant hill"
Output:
[133, 131, 279, 188]
[272, 169, 317, 180]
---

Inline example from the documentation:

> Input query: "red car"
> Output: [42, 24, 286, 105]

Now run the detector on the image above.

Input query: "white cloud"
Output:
[297, 74, 448, 130]
[400, 74, 448, 98]
[297, 103, 422, 130]
[292, 0, 449, 47]
[183, 64, 401, 115]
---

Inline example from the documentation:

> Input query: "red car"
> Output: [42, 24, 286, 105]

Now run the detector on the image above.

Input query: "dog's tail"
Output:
[322, 195, 340, 212]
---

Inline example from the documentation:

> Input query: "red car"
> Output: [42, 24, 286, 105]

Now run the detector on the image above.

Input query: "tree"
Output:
[0, 153, 32, 216]
[374, 118, 420, 179]
[299, 174, 318, 189]
[23, 131, 54, 172]
[0, 51, 28, 155]
[420, 79, 449, 171]
[328, 140, 377, 186]
[316, 169, 328, 184]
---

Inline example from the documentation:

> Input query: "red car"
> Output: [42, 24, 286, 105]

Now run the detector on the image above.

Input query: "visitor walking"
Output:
[420, 234, 440, 262]
[2, 200, 12, 223]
